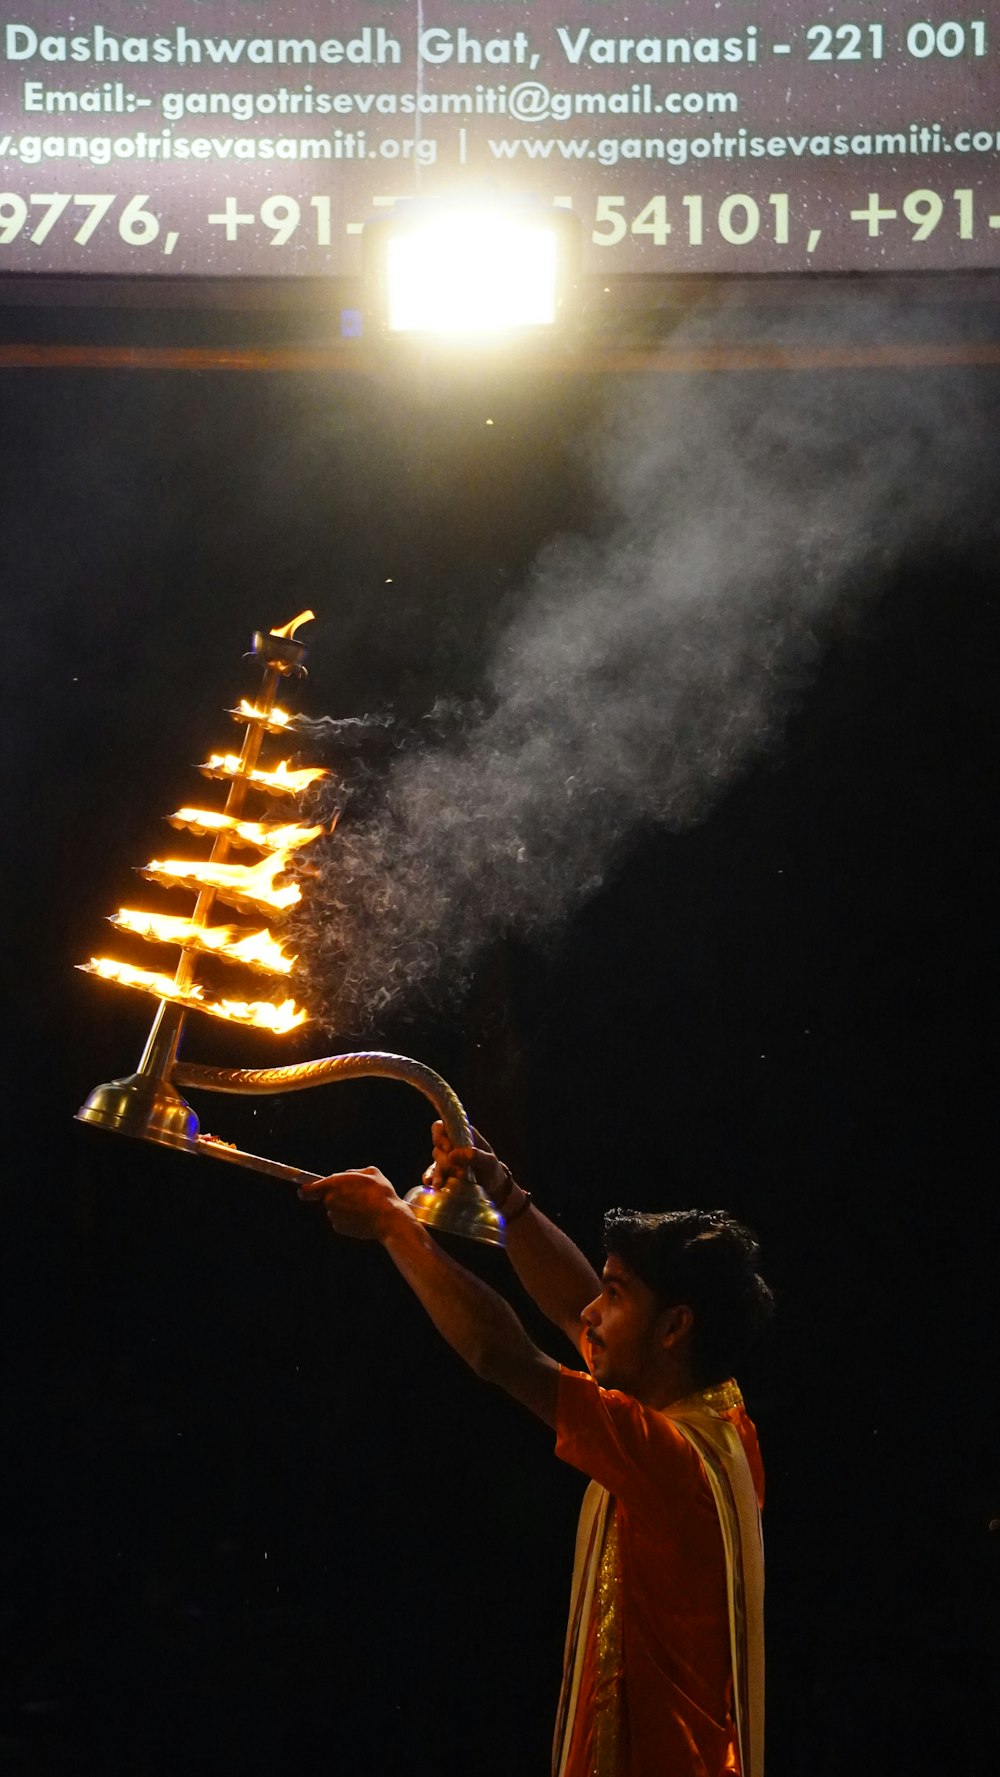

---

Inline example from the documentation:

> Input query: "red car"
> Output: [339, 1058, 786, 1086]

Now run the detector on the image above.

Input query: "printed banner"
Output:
[1, 2, 999, 276]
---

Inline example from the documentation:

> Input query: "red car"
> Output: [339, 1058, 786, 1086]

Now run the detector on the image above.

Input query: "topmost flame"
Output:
[270, 610, 315, 642]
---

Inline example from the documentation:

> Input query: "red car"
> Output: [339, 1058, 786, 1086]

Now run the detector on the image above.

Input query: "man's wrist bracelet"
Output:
[503, 1188, 533, 1227]
[493, 1164, 516, 1209]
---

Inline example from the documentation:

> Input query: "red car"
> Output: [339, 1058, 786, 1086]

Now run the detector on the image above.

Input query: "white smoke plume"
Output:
[290, 346, 994, 1033]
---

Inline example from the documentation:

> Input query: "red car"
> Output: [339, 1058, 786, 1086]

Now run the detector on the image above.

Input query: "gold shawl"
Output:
[669, 1381, 765, 1777]
[553, 1479, 615, 1777]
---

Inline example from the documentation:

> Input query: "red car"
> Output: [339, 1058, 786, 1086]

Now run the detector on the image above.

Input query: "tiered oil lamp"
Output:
[76, 614, 503, 1245]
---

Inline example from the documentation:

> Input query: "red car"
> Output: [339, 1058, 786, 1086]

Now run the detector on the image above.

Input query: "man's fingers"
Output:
[422, 1151, 474, 1188]
[426, 1141, 473, 1167]
[298, 1168, 377, 1199]
[431, 1118, 494, 1162]
[298, 1178, 331, 1198]
[426, 1119, 506, 1202]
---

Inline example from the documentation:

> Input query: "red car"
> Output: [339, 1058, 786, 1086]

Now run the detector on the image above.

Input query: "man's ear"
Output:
[658, 1303, 694, 1350]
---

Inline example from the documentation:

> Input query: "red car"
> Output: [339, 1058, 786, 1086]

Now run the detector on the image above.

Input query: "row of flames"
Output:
[80, 629, 331, 1035]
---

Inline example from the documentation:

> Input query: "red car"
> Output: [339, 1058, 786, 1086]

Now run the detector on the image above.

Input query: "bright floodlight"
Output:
[366, 198, 577, 339]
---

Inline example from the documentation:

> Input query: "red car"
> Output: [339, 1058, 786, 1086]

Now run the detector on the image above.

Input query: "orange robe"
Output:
[553, 1369, 765, 1777]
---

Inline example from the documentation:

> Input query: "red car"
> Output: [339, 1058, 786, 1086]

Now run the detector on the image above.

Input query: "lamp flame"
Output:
[168, 807, 328, 852]
[270, 610, 315, 641]
[111, 909, 295, 974]
[234, 700, 292, 731]
[142, 849, 303, 913]
[215, 995, 308, 1033]
[78, 616, 328, 1050]
[80, 957, 307, 1032]
[200, 754, 328, 796]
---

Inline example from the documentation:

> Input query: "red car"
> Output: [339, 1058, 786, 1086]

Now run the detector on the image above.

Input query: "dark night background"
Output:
[2, 278, 998, 1775]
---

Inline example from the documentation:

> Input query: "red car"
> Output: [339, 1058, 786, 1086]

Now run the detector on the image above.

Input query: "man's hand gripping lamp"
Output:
[75, 615, 503, 1247]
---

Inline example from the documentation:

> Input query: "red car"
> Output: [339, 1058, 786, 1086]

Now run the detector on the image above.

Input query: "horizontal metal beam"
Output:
[4, 340, 1000, 373]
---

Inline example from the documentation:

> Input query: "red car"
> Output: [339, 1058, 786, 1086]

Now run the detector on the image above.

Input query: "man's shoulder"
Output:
[557, 1367, 711, 1487]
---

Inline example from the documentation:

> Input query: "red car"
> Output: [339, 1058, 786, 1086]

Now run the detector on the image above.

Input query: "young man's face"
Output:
[580, 1256, 674, 1398]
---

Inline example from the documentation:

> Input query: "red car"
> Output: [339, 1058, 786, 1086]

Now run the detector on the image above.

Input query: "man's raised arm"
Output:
[299, 1165, 560, 1426]
[428, 1124, 600, 1354]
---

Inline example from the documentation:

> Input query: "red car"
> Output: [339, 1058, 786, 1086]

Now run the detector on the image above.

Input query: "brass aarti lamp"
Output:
[76, 613, 503, 1246]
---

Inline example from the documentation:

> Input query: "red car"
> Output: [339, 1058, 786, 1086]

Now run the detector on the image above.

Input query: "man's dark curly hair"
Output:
[603, 1208, 774, 1387]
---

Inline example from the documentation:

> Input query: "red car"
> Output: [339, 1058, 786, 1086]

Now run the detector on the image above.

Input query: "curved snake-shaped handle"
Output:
[173, 1051, 472, 1149]
[172, 1052, 502, 1245]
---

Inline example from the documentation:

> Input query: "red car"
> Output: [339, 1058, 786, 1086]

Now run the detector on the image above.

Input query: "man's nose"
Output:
[581, 1296, 601, 1328]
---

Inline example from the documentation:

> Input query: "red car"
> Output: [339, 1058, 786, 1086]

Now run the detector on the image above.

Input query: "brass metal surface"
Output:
[402, 1175, 504, 1246]
[76, 1069, 200, 1150]
[175, 1051, 503, 1244]
[194, 1137, 322, 1188]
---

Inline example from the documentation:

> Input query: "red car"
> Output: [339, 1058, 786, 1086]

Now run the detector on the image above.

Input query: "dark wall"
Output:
[2, 322, 997, 1776]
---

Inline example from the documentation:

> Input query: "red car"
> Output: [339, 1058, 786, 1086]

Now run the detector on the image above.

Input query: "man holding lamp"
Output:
[301, 1125, 772, 1777]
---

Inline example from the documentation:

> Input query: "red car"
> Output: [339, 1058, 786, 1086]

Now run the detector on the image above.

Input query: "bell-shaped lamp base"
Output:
[76, 1071, 200, 1154]
[404, 1171, 505, 1246]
